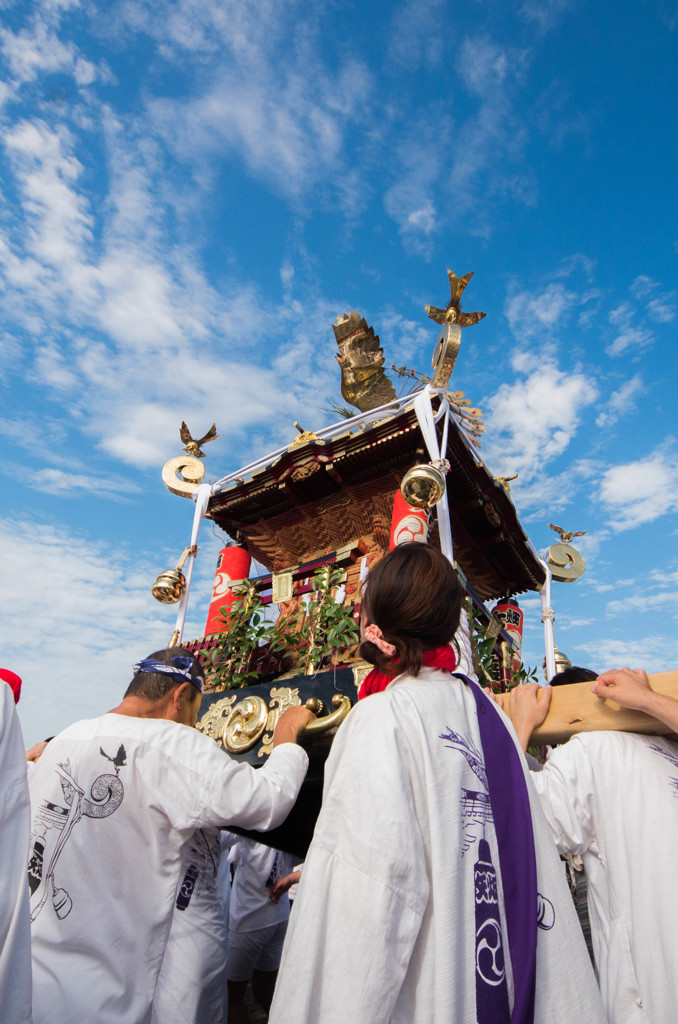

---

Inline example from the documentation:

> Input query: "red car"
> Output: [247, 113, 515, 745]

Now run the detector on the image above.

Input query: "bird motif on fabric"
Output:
[425, 270, 486, 328]
[547, 523, 588, 544]
[180, 422, 222, 459]
[99, 744, 127, 776]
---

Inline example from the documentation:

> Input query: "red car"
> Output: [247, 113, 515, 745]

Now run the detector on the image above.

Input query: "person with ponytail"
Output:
[270, 543, 605, 1024]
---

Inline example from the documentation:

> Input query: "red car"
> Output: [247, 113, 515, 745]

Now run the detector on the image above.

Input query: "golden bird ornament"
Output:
[180, 421, 222, 459]
[425, 270, 486, 328]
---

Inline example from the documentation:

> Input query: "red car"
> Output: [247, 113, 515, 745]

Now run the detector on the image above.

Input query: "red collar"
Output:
[358, 645, 457, 699]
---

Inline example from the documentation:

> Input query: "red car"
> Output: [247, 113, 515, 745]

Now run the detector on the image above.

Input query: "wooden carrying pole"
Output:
[528, 670, 678, 746]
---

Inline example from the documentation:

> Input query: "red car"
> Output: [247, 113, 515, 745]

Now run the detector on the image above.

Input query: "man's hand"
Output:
[26, 740, 48, 763]
[592, 668, 652, 711]
[507, 683, 552, 752]
[269, 869, 301, 903]
[273, 706, 316, 747]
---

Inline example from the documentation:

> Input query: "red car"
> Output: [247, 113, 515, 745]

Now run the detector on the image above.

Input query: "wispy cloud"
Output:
[482, 358, 599, 484]
[600, 443, 678, 530]
[576, 635, 675, 674]
[595, 373, 644, 428]
[519, 0, 574, 33]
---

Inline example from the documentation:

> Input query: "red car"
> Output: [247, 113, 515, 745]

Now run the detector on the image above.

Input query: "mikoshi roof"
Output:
[207, 391, 545, 601]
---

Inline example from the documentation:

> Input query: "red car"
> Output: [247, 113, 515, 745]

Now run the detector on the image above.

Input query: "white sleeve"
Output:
[270, 699, 428, 1024]
[530, 737, 598, 856]
[196, 742, 309, 832]
[0, 687, 32, 1024]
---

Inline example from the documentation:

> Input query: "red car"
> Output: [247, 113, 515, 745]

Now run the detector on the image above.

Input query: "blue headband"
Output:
[132, 656, 204, 694]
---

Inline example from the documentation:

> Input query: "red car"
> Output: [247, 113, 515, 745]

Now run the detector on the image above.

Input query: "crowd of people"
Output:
[2, 541, 677, 1023]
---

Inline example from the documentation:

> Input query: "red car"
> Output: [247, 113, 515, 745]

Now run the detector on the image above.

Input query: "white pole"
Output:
[413, 388, 454, 565]
[539, 559, 556, 683]
[171, 483, 212, 645]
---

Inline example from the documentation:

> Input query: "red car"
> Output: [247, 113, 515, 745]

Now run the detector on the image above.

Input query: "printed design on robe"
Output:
[537, 893, 555, 930]
[265, 850, 284, 890]
[440, 727, 510, 1020]
[440, 729, 489, 856]
[176, 829, 222, 911]
[28, 746, 126, 922]
[649, 742, 678, 797]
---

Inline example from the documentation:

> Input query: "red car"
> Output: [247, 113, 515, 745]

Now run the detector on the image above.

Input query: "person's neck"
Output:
[108, 695, 170, 720]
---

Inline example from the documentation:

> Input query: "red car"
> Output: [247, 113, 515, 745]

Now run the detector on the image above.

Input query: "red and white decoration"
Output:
[389, 490, 430, 549]
[204, 545, 252, 636]
[492, 598, 524, 673]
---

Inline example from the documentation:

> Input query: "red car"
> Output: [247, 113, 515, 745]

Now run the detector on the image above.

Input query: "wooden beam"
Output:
[526, 670, 678, 746]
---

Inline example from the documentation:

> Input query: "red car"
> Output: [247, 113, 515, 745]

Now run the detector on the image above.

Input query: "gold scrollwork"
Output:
[224, 696, 270, 753]
[196, 695, 237, 744]
[258, 687, 302, 759]
[546, 542, 586, 583]
[162, 455, 206, 498]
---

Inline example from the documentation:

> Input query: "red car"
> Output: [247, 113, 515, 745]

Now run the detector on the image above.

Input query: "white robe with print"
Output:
[27, 713, 307, 1024]
[150, 827, 227, 1024]
[0, 683, 32, 1024]
[531, 731, 678, 1024]
[270, 669, 606, 1024]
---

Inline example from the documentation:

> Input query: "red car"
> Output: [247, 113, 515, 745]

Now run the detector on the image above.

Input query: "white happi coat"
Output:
[531, 731, 678, 1024]
[150, 828, 227, 1024]
[229, 838, 296, 934]
[27, 713, 307, 1024]
[270, 669, 606, 1024]
[0, 683, 32, 1024]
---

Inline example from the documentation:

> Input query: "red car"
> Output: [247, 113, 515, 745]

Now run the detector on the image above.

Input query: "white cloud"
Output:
[575, 635, 674, 674]
[605, 592, 678, 621]
[520, 0, 573, 33]
[505, 282, 576, 339]
[482, 360, 599, 482]
[387, 0, 445, 69]
[647, 296, 676, 323]
[631, 275, 658, 300]
[2, 516, 180, 741]
[606, 323, 654, 358]
[595, 373, 644, 428]
[600, 445, 678, 530]
[458, 36, 526, 98]
[28, 467, 141, 499]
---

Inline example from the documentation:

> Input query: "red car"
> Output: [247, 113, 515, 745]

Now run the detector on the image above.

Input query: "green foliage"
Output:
[279, 565, 360, 675]
[208, 583, 271, 690]
[468, 600, 538, 692]
[208, 566, 360, 689]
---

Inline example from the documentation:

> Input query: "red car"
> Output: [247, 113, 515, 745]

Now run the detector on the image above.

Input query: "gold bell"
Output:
[151, 568, 186, 604]
[150, 546, 197, 604]
[400, 463, 446, 508]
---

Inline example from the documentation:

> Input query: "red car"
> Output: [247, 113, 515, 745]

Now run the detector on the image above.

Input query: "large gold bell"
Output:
[151, 568, 186, 604]
[400, 463, 446, 508]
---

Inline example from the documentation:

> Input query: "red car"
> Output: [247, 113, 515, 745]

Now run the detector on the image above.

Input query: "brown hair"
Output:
[360, 542, 463, 678]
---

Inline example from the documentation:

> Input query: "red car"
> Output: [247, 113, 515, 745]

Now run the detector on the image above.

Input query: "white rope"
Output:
[539, 559, 556, 684]
[173, 483, 212, 643]
[413, 387, 454, 565]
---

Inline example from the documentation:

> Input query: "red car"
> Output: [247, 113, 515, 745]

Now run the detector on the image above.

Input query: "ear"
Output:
[173, 681, 192, 710]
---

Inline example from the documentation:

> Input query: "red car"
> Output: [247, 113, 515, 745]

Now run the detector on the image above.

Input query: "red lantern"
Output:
[492, 598, 524, 673]
[389, 491, 430, 550]
[204, 546, 252, 636]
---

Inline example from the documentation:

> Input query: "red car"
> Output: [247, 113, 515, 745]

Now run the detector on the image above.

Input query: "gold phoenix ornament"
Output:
[334, 311, 397, 413]
[425, 270, 486, 328]
[180, 421, 222, 458]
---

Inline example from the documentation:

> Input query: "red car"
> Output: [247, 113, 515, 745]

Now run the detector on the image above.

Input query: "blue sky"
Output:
[2, 0, 676, 743]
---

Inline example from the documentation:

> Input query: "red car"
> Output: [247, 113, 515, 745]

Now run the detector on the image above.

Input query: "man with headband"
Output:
[26, 647, 314, 1024]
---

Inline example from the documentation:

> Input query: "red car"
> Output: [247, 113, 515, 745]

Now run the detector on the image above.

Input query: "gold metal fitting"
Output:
[400, 463, 446, 508]
[150, 546, 198, 604]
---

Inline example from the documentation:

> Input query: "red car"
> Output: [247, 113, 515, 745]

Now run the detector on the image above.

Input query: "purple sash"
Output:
[460, 675, 537, 1024]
